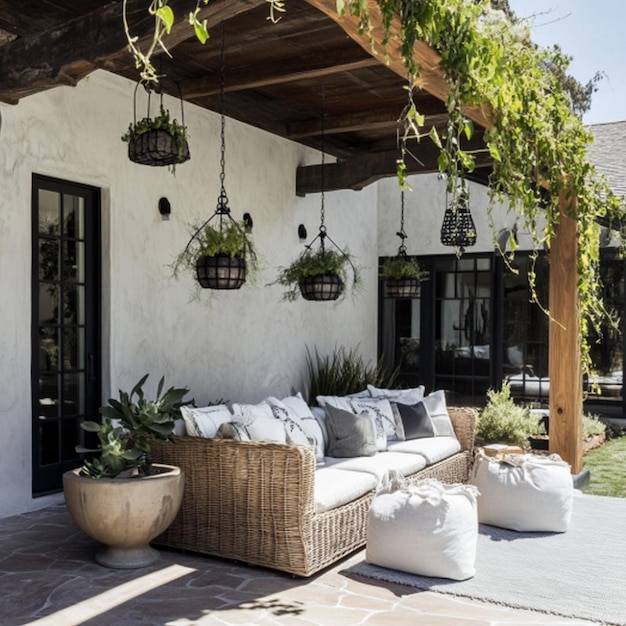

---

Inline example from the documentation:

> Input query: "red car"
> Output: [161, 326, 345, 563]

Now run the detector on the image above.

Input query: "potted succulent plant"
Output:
[63, 374, 190, 569]
[274, 244, 361, 302]
[121, 104, 190, 169]
[173, 217, 258, 290]
[380, 254, 428, 298]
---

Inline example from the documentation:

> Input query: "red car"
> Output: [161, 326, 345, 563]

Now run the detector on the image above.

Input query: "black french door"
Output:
[31, 175, 101, 494]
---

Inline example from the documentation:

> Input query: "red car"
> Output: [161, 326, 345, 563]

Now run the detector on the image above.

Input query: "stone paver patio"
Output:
[0, 502, 603, 626]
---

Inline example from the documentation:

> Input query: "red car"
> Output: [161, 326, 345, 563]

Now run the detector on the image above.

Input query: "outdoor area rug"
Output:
[345, 493, 626, 625]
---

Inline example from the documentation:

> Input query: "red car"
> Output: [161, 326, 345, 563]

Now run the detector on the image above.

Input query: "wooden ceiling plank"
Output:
[180, 48, 379, 98]
[0, 0, 263, 102]
[302, 0, 493, 130]
[288, 110, 450, 138]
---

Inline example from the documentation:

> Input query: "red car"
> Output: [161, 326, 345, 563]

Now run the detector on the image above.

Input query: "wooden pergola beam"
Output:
[302, 0, 493, 130]
[548, 188, 583, 474]
[296, 137, 491, 195]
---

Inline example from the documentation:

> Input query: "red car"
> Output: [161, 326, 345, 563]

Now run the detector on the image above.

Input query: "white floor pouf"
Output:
[366, 472, 479, 580]
[471, 450, 573, 532]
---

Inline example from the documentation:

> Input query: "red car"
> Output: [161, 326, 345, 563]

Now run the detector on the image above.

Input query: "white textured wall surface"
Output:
[0, 71, 378, 518]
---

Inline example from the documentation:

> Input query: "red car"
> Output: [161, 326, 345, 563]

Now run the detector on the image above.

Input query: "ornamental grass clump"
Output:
[306, 345, 398, 401]
[476, 382, 541, 449]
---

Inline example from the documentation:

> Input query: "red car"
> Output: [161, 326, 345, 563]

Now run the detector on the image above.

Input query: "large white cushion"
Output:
[366, 473, 479, 580]
[314, 467, 377, 513]
[315, 395, 355, 412]
[180, 404, 233, 438]
[386, 436, 461, 464]
[324, 451, 427, 481]
[470, 451, 573, 532]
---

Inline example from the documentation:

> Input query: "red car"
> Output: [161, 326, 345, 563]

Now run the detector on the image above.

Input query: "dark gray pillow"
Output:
[324, 405, 377, 458]
[393, 402, 436, 440]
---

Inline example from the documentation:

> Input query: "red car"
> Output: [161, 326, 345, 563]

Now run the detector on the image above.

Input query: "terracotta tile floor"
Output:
[0, 504, 600, 626]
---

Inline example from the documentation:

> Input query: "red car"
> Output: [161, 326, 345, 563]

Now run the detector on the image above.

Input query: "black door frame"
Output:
[31, 174, 101, 495]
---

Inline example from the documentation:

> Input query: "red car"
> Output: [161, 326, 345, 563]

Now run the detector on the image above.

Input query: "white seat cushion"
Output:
[386, 436, 461, 464]
[324, 451, 427, 481]
[314, 467, 377, 514]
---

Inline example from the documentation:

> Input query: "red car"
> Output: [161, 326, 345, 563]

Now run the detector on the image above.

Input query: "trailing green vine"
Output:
[123, 0, 624, 373]
[339, 0, 624, 374]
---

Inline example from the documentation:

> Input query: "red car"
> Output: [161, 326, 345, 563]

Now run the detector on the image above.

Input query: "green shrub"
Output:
[582, 413, 607, 440]
[476, 383, 541, 449]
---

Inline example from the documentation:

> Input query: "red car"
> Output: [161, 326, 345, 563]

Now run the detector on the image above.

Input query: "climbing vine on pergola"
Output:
[125, 0, 625, 374]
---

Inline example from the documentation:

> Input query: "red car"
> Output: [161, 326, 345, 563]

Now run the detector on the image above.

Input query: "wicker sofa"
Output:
[152, 405, 477, 577]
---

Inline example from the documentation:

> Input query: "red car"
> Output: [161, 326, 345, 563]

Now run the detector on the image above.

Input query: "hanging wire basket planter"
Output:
[380, 189, 428, 299]
[171, 23, 256, 292]
[123, 78, 190, 168]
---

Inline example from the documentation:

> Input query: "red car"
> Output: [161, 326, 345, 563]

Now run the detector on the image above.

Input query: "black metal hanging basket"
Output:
[300, 273, 344, 301]
[440, 184, 477, 251]
[125, 79, 190, 168]
[196, 254, 246, 290]
[128, 129, 190, 167]
[385, 278, 420, 298]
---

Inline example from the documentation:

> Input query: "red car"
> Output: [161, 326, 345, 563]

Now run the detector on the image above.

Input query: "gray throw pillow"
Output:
[324, 405, 377, 458]
[392, 402, 436, 439]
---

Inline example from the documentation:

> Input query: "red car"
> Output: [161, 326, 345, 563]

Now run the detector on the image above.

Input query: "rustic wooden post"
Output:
[548, 186, 583, 474]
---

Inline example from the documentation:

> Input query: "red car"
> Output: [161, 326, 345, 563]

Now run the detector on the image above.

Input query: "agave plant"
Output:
[77, 374, 189, 479]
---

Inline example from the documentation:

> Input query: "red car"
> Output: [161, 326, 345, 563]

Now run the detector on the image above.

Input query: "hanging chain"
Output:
[319, 83, 326, 231]
[397, 189, 408, 256]
[216, 22, 229, 215]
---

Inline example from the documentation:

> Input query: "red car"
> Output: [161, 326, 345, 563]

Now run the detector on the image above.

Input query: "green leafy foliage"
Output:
[273, 246, 361, 302]
[76, 374, 189, 479]
[172, 219, 259, 283]
[380, 255, 429, 281]
[475, 383, 541, 449]
[120, 105, 187, 144]
[306, 345, 398, 402]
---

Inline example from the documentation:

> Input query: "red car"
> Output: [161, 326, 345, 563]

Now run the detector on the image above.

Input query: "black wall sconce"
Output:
[243, 212, 253, 232]
[158, 197, 171, 220]
[298, 224, 307, 240]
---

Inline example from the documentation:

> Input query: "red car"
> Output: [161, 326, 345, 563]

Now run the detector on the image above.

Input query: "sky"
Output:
[507, 0, 626, 125]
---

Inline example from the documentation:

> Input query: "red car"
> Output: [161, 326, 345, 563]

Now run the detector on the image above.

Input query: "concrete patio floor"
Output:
[0, 503, 601, 626]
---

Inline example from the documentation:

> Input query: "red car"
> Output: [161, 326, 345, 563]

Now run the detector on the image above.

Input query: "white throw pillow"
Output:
[420, 390, 456, 437]
[471, 451, 573, 532]
[351, 397, 404, 443]
[366, 472, 479, 580]
[278, 393, 326, 461]
[315, 395, 355, 412]
[180, 404, 233, 438]
[231, 401, 287, 442]
[265, 396, 313, 447]
[367, 384, 425, 405]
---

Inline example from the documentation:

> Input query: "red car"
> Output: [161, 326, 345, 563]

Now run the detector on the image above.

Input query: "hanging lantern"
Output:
[440, 181, 477, 253]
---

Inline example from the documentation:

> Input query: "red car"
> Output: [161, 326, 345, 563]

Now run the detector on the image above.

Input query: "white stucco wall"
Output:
[0, 70, 378, 518]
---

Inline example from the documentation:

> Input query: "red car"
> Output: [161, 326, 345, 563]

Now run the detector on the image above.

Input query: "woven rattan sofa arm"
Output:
[447, 406, 478, 452]
[152, 436, 319, 575]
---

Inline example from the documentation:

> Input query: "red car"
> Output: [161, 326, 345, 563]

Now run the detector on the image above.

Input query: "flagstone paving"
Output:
[0, 504, 601, 626]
